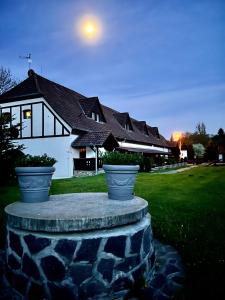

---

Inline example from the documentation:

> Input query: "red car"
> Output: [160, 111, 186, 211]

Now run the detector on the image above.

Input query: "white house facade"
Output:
[0, 70, 172, 178]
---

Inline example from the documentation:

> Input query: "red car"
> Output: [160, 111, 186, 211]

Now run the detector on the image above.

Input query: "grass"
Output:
[0, 166, 225, 299]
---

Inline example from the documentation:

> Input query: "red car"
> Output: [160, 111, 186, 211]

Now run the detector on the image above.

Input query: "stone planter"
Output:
[103, 165, 139, 200]
[15, 167, 55, 203]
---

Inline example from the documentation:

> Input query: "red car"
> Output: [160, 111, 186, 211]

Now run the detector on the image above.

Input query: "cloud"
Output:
[101, 83, 225, 138]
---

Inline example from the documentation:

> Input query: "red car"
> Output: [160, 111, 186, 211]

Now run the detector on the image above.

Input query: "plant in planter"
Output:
[102, 151, 143, 200]
[15, 154, 57, 203]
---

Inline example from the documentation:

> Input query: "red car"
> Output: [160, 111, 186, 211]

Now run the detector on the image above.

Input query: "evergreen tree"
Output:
[0, 112, 24, 184]
[218, 128, 224, 136]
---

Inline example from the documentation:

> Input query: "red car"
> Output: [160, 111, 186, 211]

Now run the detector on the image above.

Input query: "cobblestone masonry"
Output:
[4, 215, 155, 300]
[0, 239, 185, 300]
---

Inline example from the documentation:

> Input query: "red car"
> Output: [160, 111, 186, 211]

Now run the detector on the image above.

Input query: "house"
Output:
[0, 70, 171, 178]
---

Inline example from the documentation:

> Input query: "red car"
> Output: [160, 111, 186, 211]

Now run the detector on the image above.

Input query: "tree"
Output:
[218, 128, 224, 136]
[193, 143, 205, 159]
[171, 143, 180, 161]
[0, 66, 18, 95]
[0, 112, 24, 184]
[204, 140, 217, 161]
[195, 122, 206, 135]
[183, 123, 209, 148]
[212, 128, 225, 162]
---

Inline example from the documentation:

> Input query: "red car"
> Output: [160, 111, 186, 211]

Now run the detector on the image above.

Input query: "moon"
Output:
[77, 15, 102, 44]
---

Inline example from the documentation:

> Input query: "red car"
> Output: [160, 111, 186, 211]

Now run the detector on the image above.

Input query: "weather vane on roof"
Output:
[19, 53, 32, 70]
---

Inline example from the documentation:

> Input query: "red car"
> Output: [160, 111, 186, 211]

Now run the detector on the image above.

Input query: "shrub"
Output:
[156, 155, 165, 166]
[141, 157, 154, 172]
[101, 151, 143, 165]
[16, 154, 57, 167]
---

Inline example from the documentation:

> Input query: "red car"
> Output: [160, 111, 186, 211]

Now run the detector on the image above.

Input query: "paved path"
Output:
[154, 165, 197, 174]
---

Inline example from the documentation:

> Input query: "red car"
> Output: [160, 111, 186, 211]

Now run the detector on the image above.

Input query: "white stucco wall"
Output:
[14, 135, 78, 179]
[181, 150, 188, 159]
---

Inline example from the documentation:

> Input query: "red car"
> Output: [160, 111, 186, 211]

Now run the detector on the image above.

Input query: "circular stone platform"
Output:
[5, 193, 154, 300]
[5, 193, 148, 232]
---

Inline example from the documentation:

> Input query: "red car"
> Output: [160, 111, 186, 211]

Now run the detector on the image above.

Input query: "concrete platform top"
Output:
[5, 193, 148, 232]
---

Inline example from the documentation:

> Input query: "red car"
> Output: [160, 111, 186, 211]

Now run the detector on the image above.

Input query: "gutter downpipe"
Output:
[91, 145, 98, 175]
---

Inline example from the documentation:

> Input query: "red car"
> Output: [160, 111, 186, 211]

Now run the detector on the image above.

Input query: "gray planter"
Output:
[103, 164, 139, 200]
[15, 167, 55, 203]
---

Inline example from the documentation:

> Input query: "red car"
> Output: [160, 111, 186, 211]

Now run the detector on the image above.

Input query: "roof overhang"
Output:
[0, 93, 43, 104]
[118, 146, 169, 155]
[71, 131, 119, 149]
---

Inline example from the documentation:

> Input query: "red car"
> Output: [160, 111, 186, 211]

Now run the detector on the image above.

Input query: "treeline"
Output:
[174, 122, 225, 163]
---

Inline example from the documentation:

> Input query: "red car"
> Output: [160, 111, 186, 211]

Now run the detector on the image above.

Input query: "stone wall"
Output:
[151, 162, 187, 171]
[6, 215, 155, 300]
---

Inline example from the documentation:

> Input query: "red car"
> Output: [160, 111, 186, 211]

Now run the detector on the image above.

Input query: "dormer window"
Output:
[144, 126, 149, 136]
[23, 109, 32, 119]
[79, 97, 106, 123]
[125, 123, 132, 131]
[114, 112, 133, 131]
[91, 112, 100, 122]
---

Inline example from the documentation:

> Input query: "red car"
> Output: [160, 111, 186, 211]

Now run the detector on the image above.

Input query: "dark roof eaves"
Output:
[0, 93, 43, 104]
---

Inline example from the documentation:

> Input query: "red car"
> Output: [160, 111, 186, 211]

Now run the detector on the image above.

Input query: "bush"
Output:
[101, 151, 143, 165]
[16, 154, 57, 167]
[141, 157, 154, 172]
[157, 155, 165, 166]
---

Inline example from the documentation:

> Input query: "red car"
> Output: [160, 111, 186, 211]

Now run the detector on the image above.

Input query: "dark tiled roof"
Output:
[0, 70, 171, 148]
[79, 97, 98, 116]
[114, 112, 129, 127]
[0, 73, 41, 100]
[71, 131, 119, 147]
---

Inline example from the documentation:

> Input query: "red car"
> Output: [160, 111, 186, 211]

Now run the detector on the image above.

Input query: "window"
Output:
[125, 123, 132, 131]
[79, 147, 86, 158]
[23, 109, 32, 119]
[91, 112, 100, 122]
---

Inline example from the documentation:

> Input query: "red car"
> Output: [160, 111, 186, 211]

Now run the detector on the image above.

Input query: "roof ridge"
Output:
[35, 73, 86, 99]
[32, 72, 42, 94]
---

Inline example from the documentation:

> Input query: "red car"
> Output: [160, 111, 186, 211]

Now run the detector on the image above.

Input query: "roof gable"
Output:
[71, 131, 119, 149]
[133, 120, 149, 136]
[79, 97, 106, 122]
[0, 73, 41, 102]
[114, 112, 133, 130]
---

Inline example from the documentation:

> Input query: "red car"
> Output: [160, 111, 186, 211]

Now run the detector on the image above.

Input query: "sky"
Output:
[1, 0, 225, 138]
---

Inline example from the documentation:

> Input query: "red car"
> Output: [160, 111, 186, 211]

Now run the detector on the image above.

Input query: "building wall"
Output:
[0, 97, 79, 179]
[118, 141, 169, 153]
[1, 97, 170, 177]
[16, 135, 78, 179]
[181, 150, 188, 159]
[0, 97, 71, 138]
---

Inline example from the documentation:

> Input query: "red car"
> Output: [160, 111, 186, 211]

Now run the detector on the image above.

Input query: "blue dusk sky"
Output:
[1, 0, 225, 138]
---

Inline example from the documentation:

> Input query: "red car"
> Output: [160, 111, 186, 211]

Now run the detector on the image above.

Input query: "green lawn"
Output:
[0, 166, 225, 299]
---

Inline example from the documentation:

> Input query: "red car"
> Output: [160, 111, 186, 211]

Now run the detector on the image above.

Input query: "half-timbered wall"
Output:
[0, 99, 70, 139]
[0, 98, 76, 178]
